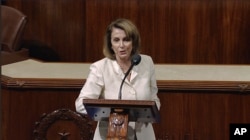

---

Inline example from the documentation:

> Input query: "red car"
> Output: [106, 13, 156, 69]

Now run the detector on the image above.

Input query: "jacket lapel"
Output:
[130, 66, 139, 83]
[112, 59, 139, 84]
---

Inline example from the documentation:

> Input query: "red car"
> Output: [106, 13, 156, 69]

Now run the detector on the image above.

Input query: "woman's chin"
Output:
[118, 54, 130, 60]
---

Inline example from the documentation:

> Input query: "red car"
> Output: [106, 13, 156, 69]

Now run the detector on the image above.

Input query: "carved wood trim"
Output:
[33, 109, 94, 140]
[2, 75, 250, 92]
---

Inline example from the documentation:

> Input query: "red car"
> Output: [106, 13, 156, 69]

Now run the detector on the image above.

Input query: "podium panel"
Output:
[83, 99, 160, 123]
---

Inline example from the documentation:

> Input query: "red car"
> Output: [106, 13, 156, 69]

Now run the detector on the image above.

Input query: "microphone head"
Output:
[131, 54, 141, 65]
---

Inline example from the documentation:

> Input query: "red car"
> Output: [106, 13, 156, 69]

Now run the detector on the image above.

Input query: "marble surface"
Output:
[2, 59, 250, 81]
[2, 59, 90, 79]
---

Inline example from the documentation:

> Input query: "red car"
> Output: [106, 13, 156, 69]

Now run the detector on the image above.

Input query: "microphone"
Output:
[118, 54, 141, 100]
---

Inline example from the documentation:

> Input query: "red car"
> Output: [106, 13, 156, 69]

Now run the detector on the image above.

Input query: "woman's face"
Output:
[111, 27, 133, 61]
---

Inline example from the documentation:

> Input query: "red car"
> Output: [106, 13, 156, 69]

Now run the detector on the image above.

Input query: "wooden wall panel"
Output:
[153, 91, 250, 140]
[2, 85, 250, 140]
[5, 0, 250, 64]
[1, 87, 80, 140]
[85, 0, 250, 64]
[5, 0, 85, 62]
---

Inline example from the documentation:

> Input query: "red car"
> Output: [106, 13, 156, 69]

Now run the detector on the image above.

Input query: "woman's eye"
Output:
[124, 37, 131, 41]
[113, 38, 120, 42]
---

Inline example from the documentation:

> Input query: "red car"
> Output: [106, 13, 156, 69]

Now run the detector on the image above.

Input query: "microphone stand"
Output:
[118, 54, 141, 100]
[118, 64, 134, 100]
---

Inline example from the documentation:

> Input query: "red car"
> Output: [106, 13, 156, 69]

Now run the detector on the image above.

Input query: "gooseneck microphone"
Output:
[118, 54, 141, 100]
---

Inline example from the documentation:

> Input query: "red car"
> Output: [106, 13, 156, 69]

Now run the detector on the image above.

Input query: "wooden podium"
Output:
[83, 99, 160, 140]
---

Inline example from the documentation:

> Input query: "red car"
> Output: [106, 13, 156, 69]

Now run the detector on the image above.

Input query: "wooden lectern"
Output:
[83, 99, 160, 140]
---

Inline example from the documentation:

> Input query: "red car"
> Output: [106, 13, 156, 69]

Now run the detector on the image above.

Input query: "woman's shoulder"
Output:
[92, 57, 113, 67]
[140, 54, 154, 63]
[140, 54, 152, 59]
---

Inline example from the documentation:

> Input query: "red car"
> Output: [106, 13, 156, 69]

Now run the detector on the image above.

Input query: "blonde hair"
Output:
[103, 18, 141, 60]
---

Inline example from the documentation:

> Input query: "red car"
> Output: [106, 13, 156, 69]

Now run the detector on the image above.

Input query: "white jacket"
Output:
[75, 54, 161, 140]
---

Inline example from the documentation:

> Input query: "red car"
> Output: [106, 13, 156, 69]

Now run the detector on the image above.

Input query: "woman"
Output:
[75, 18, 160, 140]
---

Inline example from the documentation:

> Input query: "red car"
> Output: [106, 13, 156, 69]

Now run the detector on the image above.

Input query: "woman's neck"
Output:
[117, 59, 131, 74]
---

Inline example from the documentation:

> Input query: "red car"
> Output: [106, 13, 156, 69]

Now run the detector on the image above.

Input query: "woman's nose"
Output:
[119, 41, 124, 47]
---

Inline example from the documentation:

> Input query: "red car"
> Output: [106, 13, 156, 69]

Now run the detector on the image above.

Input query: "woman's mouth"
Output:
[119, 50, 126, 55]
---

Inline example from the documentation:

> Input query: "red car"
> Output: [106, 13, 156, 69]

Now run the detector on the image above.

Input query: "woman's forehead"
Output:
[111, 28, 127, 37]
